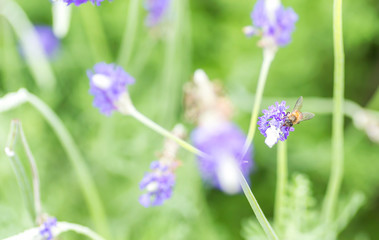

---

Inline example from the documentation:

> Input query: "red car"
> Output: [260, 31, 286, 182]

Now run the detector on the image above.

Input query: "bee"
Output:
[284, 96, 315, 127]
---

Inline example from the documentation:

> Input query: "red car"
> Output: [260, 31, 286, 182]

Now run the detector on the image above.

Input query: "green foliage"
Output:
[242, 174, 365, 240]
[0, 0, 378, 239]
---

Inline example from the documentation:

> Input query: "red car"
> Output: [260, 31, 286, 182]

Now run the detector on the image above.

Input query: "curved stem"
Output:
[25, 92, 110, 238]
[242, 49, 276, 155]
[18, 122, 43, 221]
[3, 221, 105, 240]
[0, 0, 56, 91]
[322, 0, 345, 224]
[274, 141, 287, 234]
[0, 89, 110, 238]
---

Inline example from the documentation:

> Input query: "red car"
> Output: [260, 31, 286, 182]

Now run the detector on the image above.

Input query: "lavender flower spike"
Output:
[144, 0, 170, 27]
[87, 62, 135, 116]
[139, 161, 176, 207]
[258, 101, 294, 147]
[192, 123, 254, 194]
[39, 217, 57, 240]
[245, 0, 298, 47]
[63, 0, 106, 6]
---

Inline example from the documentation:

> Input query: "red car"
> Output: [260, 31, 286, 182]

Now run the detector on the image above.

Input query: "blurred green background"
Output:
[0, 0, 378, 239]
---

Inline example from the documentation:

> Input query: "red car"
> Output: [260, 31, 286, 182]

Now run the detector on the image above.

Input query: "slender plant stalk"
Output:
[117, 0, 140, 67]
[274, 141, 287, 234]
[5, 122, 35, 220]
[0, 0, 56, 91]
[242, 49, 276, 155]
[239, 171, 279, 240]
[79, 5, 112, 62]
[25, 92, 110, 238]
[129, 108, 207, 158]
[0, 89, 110, 238]
[17, 122, 43, 221]
[322, 0, 345, 224]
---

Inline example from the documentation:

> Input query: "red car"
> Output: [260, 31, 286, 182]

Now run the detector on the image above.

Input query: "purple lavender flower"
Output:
[34, 25, 60, 58]
[191, 123, 254, 194]
[19, 25, 60, 59]
[144, 0, 170, 27]
[39, 217, 57, 240]
[258, 101, 294, 147]
[139, 161, 175, 207]
[247, 0, 298, 46]
[63, 0, 106, 6]
[87, 62, 135, 116]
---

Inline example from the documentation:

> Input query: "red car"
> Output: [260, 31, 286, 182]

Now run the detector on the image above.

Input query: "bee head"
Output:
[284, 119, 293, 127]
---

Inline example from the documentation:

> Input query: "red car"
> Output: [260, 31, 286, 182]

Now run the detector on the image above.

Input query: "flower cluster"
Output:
[63, 0, 106, 6]
[139, 161, 176, 207]
[87, 62, 135, 116]
[258, 101, 294, 147]
[192, 122, 253, 194]
[244, 0, 298, 47]
[39, 217, 57, 240]
[144, 0, 170, 27]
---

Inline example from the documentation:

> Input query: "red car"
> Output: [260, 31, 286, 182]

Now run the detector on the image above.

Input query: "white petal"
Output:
[265, 126, 280, 148]
[217, 157, 240, 195]
[92, 74, 112, 89]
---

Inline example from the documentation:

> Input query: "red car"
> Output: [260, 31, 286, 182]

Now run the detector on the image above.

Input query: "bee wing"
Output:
[292, 96, 303, 112]
[299, 112, 315, 122]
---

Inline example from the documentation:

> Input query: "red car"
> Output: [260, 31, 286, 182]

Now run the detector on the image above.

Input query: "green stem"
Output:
[274, 141, 287, 234]
[129, 108, 207, 158]
[239, 171, 279, 240]
[0, 0, 56, 91]
[5, 121, 35, 221]
[25, 92, 110, 238]
[79, 5, 112, 62]
[242, 49, 276, 155]
[322, 0, 345, 224]
[0, 89, 110, 238]
[117, 0, 140, 67]
[17, 122, 43, 222]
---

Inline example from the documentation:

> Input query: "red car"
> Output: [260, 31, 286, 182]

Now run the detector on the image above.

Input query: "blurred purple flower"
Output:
[34, 25, 60, 58]
[139, 161, 175, 207]
[144, 0, 170, 27]
[191, 123, 254, 194]
[63, 0, 106, 6]
[247, 0, 298, 46]
[87, 62, 135, 116]
[19, 25, 60, 59]
[258, 101, 294, 147]
[39, 217, 57, 240]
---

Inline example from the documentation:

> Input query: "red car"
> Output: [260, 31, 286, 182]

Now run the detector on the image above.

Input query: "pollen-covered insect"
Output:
[284, 96, 315, 127]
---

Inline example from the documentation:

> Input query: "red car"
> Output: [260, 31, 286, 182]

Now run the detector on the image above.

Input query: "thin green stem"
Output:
[5, 121, 35, 220]
[274, 141, 287, 234]
[79, 5, 112, 62]
[239, 171, 279, 240]
[117, 0, 140, 67]
[17, 122, 43, 222]
[129, 108, 207, 158]
[0, 0, 56, 91]
[0, 89, 110, 238]
[25, 92, 110, 238]
[242, 49, 276, 155]
[322, 0, 345, 224]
